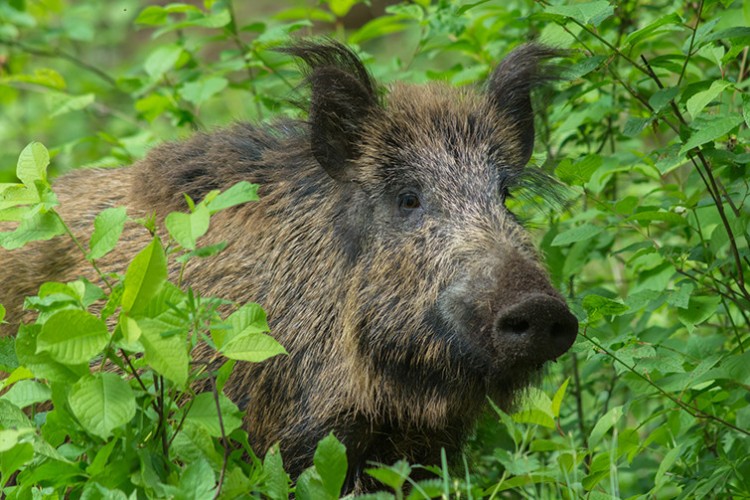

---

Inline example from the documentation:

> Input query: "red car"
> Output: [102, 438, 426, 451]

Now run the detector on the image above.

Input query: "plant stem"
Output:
[53, 211, 113, 291]
[212, 376, 229, 500]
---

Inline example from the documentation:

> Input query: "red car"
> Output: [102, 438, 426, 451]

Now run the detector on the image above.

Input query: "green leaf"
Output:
[365, 460, 411, 491]
[220, 333, 286, 362]
[295, 468, 331, 500]
[135, 5, 167, 25]
[68, 372, 136, 440]
[678, 295, 722, 332]
[171, 421, 222, 467]
[0, 210, 66, 250]
[328, 0, 361, 17]
[613, 196, 639, 215]
[184, 392, 243, 438]
[206, 181, 259, 214]
[655, 444, 682, 485]
[550, 378, 570, 418]
[686, 80, 732, 118]
[622, 13, 682, 48]
[631, 262, 675, 293]
[80, 483, 130, 499]
[348, 14, 413, 44]
[86, 438, 118, 476]
[119, 314, 142, 346]
[121, 237, 167, 315]
[0, 441, 34, 484]
[177, 241, 227, 263]
[215, 359, 236, 393]
[649, 87, 679, 113]
[551, 223, 602, 246]
[137, 317, 188, 387]
[15, 324, 89, 383]
[165, 203, 210, 251]
[135, 93, 172, 122]
[48, 92, 95, 118]
[561, 56, 606, 80]
[176, 458, 216, 499]
[0, 380, 51, 408]
[582, 294, 629, 322]
[254, 20, 312, 45]
[0, 400, 32, 429]
[544, 1, 614, 27]
[0, 336, 17, 373]
[667, 282, 694, 309]
[144, 44, 183, 79]
[512, 388, 556, 429]
[179, 77, 228, 105]
[624, 210, 685, 225]
[623, 115, 654, 138]
[0, 183, 40, 218]
[263, 444, 290, 499]
[679, 114, 744, 155]
[88, 206, 127, 260]
[589, 405, 623, 447]
[214, 304, 284, 362]
[212, 303, 269, 348]
[16, 142, 49, 190]
[313, 433, 348, 499]
[512, 407, 556, 429]
[136, 281, 187, 320]
[0, 428, 34, 453]
[0, 304, 5, 324]
[37, 309, 109, 364]
[0, 68, 65, 89]
[615, 343, 656, 375]
[193, 10, 231, 28]
[555, 155, 602, 185]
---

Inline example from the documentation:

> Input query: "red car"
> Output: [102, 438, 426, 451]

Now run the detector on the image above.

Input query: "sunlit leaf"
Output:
[37, 310, 109, 364]
[68, 373, 136, 440]
[121, 237, 167, 315]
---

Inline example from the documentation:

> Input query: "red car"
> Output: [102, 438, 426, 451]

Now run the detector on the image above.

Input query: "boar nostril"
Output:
[493, 293, 578, 362]
[500, 317, 530, 335]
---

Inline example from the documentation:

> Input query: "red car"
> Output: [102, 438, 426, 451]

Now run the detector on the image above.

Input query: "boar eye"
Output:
[398, 191, 422, 214]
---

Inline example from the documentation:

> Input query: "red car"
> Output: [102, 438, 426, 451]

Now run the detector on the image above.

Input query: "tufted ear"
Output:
[279, 40, 379, 182]
[487, 44, 561, 167]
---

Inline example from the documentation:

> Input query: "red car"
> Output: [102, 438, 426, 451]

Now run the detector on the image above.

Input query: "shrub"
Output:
[1, 0, 748, 498]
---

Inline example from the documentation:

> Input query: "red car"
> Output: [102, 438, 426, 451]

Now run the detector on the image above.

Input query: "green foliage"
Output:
[1, 0, 749, 498]
[0, 143, 289, 496]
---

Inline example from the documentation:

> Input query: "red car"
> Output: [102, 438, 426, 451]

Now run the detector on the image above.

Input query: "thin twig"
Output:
[158, 375, 171, 461]
[571, 353, 590, 472]
[167, 397, 195, 448]
[225, 0, 263, 120]
[212, 376, 230, 499]
[0, 38, 119, 88]
[120, 349, 161, 415]
[688, 153, 748, 297]
[678, 0, 704, 87]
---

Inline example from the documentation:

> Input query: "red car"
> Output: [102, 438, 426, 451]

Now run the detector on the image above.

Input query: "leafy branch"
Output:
[579, 328, 750, 437]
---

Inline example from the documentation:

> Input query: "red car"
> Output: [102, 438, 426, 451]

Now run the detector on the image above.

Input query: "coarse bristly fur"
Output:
[0, 39, 578, 493]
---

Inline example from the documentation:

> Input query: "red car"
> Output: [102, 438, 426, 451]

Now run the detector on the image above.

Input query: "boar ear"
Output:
[279, 40, 379, 182]
[487, 44, 561, 167]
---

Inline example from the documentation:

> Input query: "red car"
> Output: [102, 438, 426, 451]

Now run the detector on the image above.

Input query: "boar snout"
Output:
[493, 293, 578, 363]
